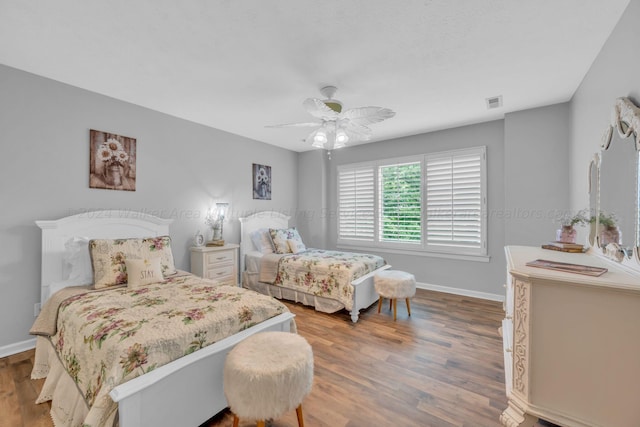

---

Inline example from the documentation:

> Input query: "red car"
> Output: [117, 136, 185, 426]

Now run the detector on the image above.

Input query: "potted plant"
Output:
[590, 211, 620, 245]
[556, 209, 589, 243]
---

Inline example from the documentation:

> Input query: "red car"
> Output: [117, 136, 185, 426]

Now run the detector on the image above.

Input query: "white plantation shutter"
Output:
[338, 165, 375, 241]
[378, 161, 422, 242]
[425, 147, 486, 252]
[337, 146, 486, 257]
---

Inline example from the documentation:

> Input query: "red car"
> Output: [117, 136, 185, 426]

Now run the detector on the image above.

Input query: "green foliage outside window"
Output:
[380, 163, 421, 242]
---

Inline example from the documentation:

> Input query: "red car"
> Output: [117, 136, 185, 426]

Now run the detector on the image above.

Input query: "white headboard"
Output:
[238, 211, 290, 272]
[36, 210, 173, 303]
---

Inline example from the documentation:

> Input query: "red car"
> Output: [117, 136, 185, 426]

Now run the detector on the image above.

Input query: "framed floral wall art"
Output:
[89, 129, 137, 191]
[253, 163, 271, 200]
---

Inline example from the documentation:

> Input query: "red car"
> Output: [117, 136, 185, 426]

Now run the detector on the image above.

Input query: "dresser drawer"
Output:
[206, 251, 234, 266]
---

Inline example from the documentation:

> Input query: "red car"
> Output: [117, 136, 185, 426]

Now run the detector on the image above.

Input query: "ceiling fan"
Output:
[267, 86, 395, 150]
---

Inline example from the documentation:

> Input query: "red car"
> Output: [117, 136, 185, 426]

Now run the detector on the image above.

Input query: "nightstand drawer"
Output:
[191, 244, 239, 286]
[206, 251, 234, 265]
[206, 264, 234, 281]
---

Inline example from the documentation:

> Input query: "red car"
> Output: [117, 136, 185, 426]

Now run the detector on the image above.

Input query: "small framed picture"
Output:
[89, 129, 136, 191]
[253, 163, 272, 200]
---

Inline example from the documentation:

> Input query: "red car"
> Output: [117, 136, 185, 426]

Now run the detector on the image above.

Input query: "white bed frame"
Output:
[36, 210, 295, 427]
[238, 211, 390, 323]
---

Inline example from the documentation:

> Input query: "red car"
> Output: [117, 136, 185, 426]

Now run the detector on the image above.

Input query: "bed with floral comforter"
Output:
[259, 249, 386, 311]
[30, 273, 292, 427]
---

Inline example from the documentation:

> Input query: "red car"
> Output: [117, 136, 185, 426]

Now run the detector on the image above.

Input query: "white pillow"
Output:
[250, 228, 275, 254]
[63, 237, 92, 284]
[125, 258, 164, 288]
[287, 239, 306, 254]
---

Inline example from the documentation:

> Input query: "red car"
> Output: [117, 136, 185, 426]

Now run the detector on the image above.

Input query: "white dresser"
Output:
[190, 244, 239, 286]
[501, 246, 640, 427]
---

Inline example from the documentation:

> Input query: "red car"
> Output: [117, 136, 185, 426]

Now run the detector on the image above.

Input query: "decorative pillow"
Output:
[63, 236, 93, 285]
[287, 239, 306, 254]
[125, 258, 164, 288]
[269, 228, 304, 254]
[89, 236, 177, 289]
[250, 228, 274, 254]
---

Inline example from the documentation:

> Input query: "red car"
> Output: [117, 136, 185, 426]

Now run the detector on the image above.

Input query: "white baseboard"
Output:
[416, 281, 504, 302]
[0, 338, 36, 358]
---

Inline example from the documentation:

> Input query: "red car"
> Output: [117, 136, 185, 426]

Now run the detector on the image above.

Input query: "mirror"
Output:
[597, 97, 640, 260]
[588, 153, 599, 246]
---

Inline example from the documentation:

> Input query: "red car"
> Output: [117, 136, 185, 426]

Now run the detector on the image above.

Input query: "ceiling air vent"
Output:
[486, 95, 503, 110]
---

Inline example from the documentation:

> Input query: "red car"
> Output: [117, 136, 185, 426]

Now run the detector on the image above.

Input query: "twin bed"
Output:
[31, 210, 388, 427]
[239, 211, 389, 323]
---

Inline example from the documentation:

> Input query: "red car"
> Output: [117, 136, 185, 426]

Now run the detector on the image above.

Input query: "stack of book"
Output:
[541, 241, 584, 253]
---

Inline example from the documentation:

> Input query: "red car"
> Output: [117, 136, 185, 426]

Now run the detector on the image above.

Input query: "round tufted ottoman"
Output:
[223, 331, 314, 427]
[374, 270, 416, 321]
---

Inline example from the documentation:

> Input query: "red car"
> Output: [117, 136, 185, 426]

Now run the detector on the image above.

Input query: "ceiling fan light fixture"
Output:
[313, 129, 327, 144]
[335, 129, 349, 144]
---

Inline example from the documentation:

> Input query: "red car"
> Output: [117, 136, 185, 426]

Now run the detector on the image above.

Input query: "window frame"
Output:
[336, 147, 488, 260]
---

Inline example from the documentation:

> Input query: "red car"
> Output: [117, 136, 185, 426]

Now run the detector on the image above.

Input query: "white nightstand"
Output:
[190, 244, 239, 286]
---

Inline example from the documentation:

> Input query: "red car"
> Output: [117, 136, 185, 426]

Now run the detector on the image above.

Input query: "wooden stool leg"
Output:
[389, 298, 392, 310]
[377, 296, 383, 313]
[232, 414, 239, 427]
[296, 403, 305, 427]
[257, 420, 266, 427]
[406, 298, 411, 316]
[393, 298, 397, 321]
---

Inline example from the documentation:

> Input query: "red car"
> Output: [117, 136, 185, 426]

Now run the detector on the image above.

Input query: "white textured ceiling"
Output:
[0, 1, 630, 151]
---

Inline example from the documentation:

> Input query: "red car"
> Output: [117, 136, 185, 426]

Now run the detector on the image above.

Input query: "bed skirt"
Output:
[243, 271, 344, 314]
[32, 336, 108, 427]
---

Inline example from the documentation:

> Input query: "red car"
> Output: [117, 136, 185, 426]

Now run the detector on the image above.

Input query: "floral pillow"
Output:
[89, 236, 177, 289]
[269, 228, 304, 254]
[287, 239, 306, 254]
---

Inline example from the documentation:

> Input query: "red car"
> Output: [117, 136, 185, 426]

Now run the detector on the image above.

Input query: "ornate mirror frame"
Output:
[596, 97, 640, 269]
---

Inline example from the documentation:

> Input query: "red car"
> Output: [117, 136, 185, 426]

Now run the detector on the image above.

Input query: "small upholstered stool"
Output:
[223, 331, 314, 427]
[374, 270, 416, 321]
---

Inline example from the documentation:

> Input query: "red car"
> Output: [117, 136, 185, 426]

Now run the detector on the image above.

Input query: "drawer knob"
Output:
[506, 348, 512, 353]
[505, 315, 512, 320]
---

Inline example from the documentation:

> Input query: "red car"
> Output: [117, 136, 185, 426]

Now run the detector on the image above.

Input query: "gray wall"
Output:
[296, 150, 329, 249]
[0, 64, 298, 349]
[570, 0, 640, 227]
[323, 120, 507, 296]
[504, 103, 571, 245]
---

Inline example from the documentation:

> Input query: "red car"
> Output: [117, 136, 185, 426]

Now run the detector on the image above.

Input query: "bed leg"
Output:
[350, 308, 359, 323]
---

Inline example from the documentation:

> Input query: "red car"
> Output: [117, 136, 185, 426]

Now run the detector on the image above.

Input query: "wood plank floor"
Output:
[1, 289, 536, 427]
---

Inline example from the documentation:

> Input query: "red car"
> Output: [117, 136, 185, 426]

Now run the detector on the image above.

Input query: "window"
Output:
[379, 161, 421, 243]
[337, 147, 487, 257]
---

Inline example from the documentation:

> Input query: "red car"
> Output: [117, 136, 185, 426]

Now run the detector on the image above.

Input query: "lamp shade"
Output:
[216, 202, 229, 219]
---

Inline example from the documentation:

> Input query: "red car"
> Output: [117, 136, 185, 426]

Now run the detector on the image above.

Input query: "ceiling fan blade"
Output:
[303, 98, 339, 120]
[341, 120, 372, 138]
[266, 122, 321, 128]
[344, 129, 372, 142]
[342, 106, 395, 126]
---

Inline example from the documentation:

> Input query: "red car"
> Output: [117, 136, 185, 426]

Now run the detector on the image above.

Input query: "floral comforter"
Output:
[273, 249, 386, 310]
[31, 274, 290, 427]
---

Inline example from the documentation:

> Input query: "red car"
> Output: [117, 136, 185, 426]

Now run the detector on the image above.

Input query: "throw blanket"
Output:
[261, 249, 386, 311]
[30, 274, 290, 427]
